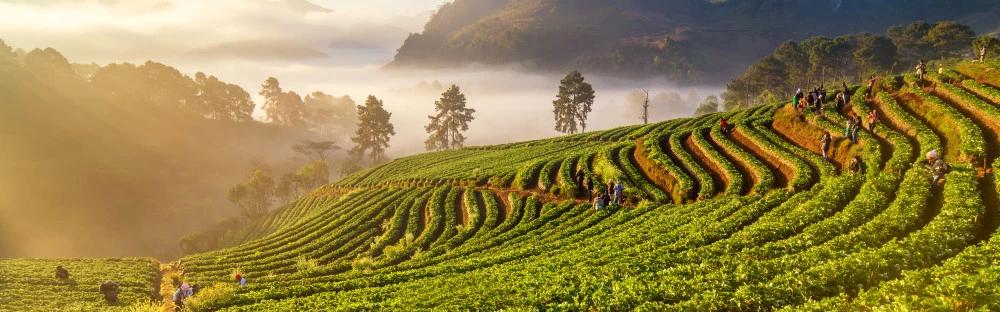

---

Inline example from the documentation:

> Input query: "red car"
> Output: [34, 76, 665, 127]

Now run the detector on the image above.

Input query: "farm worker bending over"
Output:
[236, 274, 248, 287]
[99, 281, 120, 304]
[173, 288, 187, 310]
[54, 265, 69, 280]
[593, 193, 606, 211]
[924, 150, 948, 186]
[849, 156, 866, 174]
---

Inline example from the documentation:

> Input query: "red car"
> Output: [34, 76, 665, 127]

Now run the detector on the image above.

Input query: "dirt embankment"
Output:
[772, 106, 850, 169]
[731, 128, 791, 189]
[633, 138, 685, 204]
[684, 133, 726, 194]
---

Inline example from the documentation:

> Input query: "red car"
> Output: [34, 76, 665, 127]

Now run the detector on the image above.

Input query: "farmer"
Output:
[55, 265, 69, 280]
[173, 287, 186, 311]
[593, 192, 606, 211]
[916, 60, 926, 80]
[720, 117, 730, 135]
[866, 76, 877, 98]
[820, 132, 832, 159]
[867, 110, 879, 132]
[849, 156, 866, 174]
[835, 92, 846, 112]
[844, 115, 855, 141]
[842, 81, 851, 101]
[99, 281, 120, 304]
[980, 46, 987, 62]
[235, 274, 248, 287]
[614, 181, 625, 205]
[925, 150, 948, 186]
[793, 88, 803, 112]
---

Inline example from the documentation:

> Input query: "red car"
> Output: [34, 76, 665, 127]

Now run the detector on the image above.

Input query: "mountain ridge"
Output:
[388, 0, 1000, 83]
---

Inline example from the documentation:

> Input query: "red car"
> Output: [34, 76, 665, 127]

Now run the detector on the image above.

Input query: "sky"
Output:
[0, 0, 721, 156]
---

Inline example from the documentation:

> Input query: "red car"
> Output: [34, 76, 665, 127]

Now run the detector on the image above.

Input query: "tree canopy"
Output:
[292, 140, 340, 162]
[722, 20, 976, 111]
[552, 70, 596, 134]
[350, 95, 395, 163]
[425, 85, 475, 151]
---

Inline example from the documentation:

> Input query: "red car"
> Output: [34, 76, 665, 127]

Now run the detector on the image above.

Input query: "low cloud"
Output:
[186, 39, 328, 61]
[0, 0, 435, 65]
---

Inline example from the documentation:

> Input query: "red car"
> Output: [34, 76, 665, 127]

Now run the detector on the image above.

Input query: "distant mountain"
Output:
[388, 0, 1000, 83]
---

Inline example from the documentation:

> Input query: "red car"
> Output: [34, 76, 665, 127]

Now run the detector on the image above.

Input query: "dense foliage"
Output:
[724, 21, 985, 110]
[389, 0, 998, 83]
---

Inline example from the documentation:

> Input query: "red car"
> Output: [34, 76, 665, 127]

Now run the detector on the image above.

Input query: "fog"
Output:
[182, 58, 722, 157]
[0, 0, 722, 156]
[0, 0, 722, 258]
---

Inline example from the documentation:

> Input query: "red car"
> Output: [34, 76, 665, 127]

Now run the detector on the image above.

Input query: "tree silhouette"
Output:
[292, 140, 340, 162]
[350, 95, 395, 163]
[260, 77, 283, 122]
[303, 91, 357, 139]
[195, 72, 254, 122]
[552, 70, 595, 134]
[639, 89, 649, 124]
[259, 77, 306, 127]
[425, 85, 475, 151]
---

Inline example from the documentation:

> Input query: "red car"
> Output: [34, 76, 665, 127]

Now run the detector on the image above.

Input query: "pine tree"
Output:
[260, 77, 283, 123]
[259, 77, 306, 127]
[552, 70, 596, 134]
[425, 85, 475, 151]
[350, 95, 395, 163]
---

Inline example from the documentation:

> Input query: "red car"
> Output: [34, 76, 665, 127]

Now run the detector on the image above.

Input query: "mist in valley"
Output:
[0, 0, 722, 259]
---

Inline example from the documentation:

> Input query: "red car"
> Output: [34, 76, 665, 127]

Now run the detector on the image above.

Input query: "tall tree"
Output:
[552, 70, 596, 134]
[350, 95, 395, 163]
[639, 89, 650, 124]
[260, 77, 283, 123]
[425, 85, 476, 151]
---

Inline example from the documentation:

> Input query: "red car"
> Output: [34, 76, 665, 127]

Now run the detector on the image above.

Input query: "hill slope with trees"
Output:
[0, 40, 355, 259]
[388, 0, 1000, 83]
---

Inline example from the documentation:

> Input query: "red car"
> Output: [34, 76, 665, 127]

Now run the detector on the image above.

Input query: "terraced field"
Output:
[4, 61, 1000, 311]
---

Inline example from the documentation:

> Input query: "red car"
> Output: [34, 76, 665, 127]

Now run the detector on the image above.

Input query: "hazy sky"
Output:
[0, 0, 447, 64]
[1, 0, 721, 156]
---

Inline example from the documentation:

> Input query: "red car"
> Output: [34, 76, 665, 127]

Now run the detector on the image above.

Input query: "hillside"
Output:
[388, 0, 1000, 83]
[7, 60, 1000, 310]
[0, 44, 328, 259]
